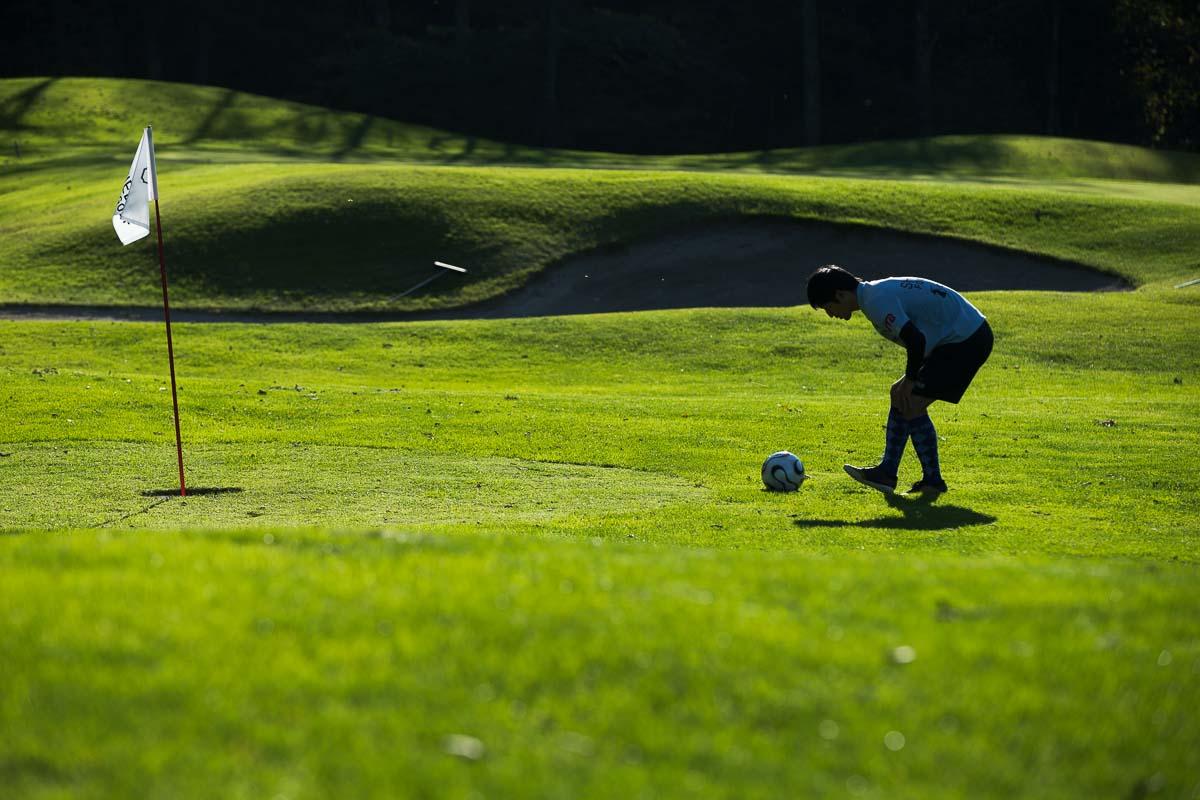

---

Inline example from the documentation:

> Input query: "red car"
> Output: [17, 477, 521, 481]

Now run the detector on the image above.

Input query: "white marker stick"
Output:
[388, 261, 469, 301]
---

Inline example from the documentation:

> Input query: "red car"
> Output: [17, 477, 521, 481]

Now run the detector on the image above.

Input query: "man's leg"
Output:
[903, 321, 992, 494]
[843, 405, 911, 493]
[905, 397, 947, 493]
[879, 406, 909, 475]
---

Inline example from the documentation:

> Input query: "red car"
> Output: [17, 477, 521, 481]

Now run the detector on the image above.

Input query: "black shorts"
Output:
[913, 320, 993, 404]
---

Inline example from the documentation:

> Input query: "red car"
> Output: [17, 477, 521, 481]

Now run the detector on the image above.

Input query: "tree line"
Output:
[3, 0, 1196, 153]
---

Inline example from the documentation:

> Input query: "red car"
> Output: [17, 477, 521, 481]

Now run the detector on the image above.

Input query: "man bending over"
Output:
[807, 265, 994, 494]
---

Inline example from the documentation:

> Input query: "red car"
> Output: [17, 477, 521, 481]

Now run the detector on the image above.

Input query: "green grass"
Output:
[6, 78, 1200, 182]
[2, 162, 1199, 311]
[2, 302, 1199, 798]
[2, 77, 1200, 798]
[2, 77, 1200, 312]
[3, 293, 1198, 551]
[3, 531, 1196, 799]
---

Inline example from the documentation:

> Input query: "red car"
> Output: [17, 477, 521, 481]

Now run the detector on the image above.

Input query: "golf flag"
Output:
[112, 128, 157, 245]
[112, 126, 187, 496]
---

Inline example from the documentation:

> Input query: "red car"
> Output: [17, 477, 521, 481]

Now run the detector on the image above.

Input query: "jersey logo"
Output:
[884, 313, 896, 331]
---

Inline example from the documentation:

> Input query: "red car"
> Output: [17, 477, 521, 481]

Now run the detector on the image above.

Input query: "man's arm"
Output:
[897, 322, 926, 378]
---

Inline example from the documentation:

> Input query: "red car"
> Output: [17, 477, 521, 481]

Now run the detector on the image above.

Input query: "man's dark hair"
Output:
[806, 265, 862, 308]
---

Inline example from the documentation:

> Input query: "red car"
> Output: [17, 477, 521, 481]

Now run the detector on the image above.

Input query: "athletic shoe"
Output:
[907, 477, 948, 494]
[843, 464, 897, 493]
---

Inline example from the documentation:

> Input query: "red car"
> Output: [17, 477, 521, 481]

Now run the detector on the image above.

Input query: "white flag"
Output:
[112, 128, 158, 245]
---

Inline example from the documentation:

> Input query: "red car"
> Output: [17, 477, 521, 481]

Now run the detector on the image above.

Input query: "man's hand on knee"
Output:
[891, 375, 914, 416]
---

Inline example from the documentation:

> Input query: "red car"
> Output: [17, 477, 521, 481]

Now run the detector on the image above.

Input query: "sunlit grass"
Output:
[3, 529, 1196, 799]
[5, 78, 1200, 183]
[2, 76, 1199, 799]
[2, 77, 1199, 313]
[2, 162, 1199, 312]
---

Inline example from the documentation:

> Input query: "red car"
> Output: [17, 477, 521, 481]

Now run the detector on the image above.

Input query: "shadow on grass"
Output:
[0, 77, 58, 131]
[141, 487, 244, 497]
[333, 115, 375, 160]
[794, 492, 996, 531]
[183, 88, 238, 145]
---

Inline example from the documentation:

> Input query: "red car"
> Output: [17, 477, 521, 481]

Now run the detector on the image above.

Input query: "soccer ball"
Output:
[761, 451, 807, 491]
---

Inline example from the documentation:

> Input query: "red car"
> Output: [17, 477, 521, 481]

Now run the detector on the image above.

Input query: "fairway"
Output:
[2, 78, 1199, 799]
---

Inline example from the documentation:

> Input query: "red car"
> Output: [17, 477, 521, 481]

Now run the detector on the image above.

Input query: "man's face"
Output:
[820, 290, 855, 320]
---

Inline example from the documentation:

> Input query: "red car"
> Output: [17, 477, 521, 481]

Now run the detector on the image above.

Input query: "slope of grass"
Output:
[0, 76, 506, 165]
[2, 162, 1199, 313]
[5, 78, 1200, 183]
[732, 134, 1200, 182]
[3, 77, 1199, 314]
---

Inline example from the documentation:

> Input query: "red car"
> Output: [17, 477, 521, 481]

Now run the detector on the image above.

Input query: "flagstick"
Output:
[147, 126, 186, 497]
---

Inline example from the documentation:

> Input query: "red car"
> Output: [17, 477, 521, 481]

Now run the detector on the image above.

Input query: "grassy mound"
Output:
[0, 76, 505, 164]
[2, 162, 1198, 311]
[5, 78, 1200, 181]
[2, 77, 1199, 312]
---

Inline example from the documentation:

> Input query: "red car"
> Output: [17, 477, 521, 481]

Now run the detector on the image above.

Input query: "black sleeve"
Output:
[898, 321, 926, 379]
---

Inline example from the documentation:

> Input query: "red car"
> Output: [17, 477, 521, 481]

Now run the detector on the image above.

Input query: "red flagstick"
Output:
[147, 126, 186, 497]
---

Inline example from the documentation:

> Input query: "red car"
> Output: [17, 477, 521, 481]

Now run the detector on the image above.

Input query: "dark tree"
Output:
[913, 0, 935, 137]
[1046, 0, 1061, 135]
[0, 0, 1196, 152]
[456, 0, 472, 61]
[803, 0, 821, 145]
[543, 0, 563, 147]
[1115, 0, 1200, 148]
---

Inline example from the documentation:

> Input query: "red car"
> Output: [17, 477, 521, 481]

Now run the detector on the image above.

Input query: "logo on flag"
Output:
[112, 129, 157, 245]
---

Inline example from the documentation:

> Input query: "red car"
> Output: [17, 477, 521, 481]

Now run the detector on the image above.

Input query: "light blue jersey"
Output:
[856, 277, 986, 355]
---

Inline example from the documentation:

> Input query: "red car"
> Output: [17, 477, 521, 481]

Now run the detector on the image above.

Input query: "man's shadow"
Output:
[794, 492, 996, 531]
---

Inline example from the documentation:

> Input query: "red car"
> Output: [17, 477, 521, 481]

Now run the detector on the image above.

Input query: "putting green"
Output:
[1, 442, 708, 530]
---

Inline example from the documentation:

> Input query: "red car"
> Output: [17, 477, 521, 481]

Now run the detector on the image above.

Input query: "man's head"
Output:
[807, 265, 862, 320]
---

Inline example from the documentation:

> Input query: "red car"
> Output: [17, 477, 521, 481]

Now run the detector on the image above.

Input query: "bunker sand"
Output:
[458, 219, 1128, 319]
[0, 220, 1127, 323]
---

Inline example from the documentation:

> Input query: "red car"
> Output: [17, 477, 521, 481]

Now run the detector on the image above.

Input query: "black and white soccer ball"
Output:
[761, 451, 807, 491]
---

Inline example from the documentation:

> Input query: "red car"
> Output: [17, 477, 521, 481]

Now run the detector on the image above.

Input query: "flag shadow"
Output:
[794, 492, 996, 531]
[141, 487, 244, 497]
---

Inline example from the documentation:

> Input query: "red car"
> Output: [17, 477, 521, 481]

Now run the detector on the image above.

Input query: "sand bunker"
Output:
[0, 219, 1127, 323]
[451, 219, 1128, 319]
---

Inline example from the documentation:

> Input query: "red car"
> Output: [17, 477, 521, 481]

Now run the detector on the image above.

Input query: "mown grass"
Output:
[2, 77, 1200, 798]
[1, 302, 1199, 798]
[3, 293, 1198, 552]
[3, 530, 1196, 799]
